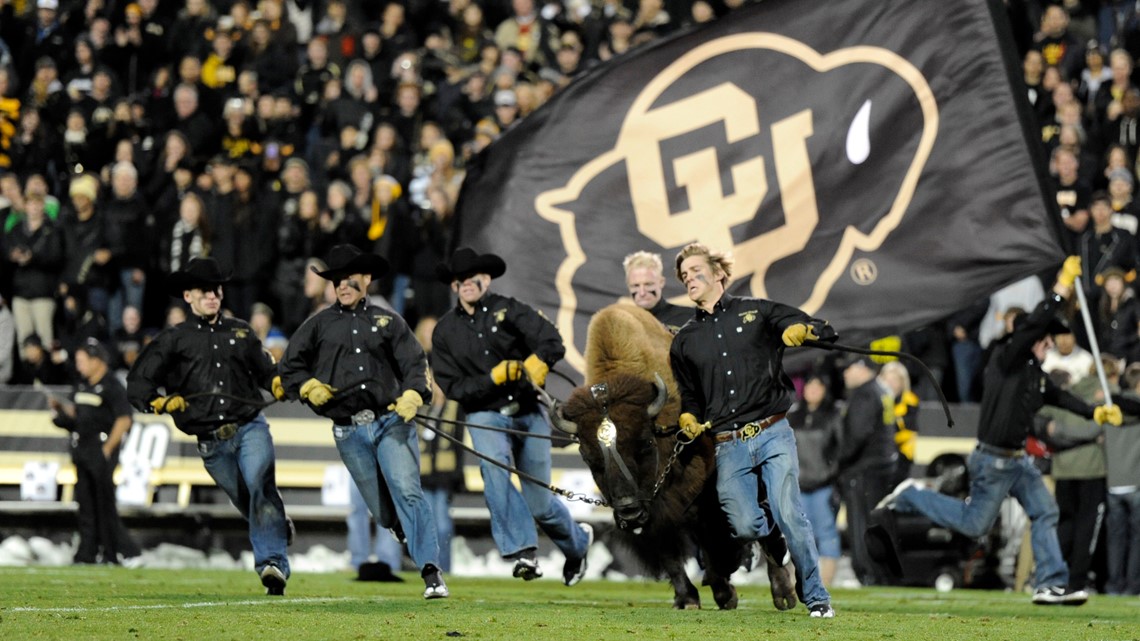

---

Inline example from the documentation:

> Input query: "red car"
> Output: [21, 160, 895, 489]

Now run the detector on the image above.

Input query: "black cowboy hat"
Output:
[436, 247, 506, 283]
[1012, 312, 1071, 337]
[311, 244, 389, 281]
[167, 257, 232, 296]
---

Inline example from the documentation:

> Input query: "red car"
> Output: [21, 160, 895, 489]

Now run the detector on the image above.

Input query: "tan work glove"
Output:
[1094, 404, 1123, 426]
[150, 395, 187, 414]
[1058, 256, 1081, 288]
[678, 412, 710, 439]
[523, 354, 549, 387]
[781, 323, 819, 347]
[490, 360, 523, 385]
[300, 378, 336, 407]
[271, 375, 286, 401]
[387, 389, 424, 422]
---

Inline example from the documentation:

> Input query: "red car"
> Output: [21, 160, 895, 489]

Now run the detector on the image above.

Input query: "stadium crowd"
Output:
[1, 0, 1139, 594]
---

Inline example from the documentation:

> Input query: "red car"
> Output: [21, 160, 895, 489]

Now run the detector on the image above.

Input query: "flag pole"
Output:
[1073, 278, 1113, 407]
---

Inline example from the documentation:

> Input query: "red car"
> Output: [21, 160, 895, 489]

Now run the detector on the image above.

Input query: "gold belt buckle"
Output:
[740, 422, 762, 441]
[216, 423, 238, 440]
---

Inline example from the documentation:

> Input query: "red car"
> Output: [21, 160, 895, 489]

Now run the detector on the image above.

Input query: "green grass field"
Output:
[2, 567, 1138, 641]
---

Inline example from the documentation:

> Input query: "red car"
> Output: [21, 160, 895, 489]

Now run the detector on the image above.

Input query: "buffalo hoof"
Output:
[713, 584, 738, 610]
[767, 562, 797, 611]
[673, 598, 701, 610]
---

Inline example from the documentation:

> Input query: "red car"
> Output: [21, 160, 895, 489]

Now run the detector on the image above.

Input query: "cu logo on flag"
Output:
[535, 33, 939, 370]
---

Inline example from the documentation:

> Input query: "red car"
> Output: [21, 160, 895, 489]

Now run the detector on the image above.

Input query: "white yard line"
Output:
[9, 596, 362, 613]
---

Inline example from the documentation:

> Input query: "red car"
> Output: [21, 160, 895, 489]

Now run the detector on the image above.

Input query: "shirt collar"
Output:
[694, 292, 734, 319]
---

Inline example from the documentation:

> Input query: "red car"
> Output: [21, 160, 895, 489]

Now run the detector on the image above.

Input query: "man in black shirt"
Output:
[669, 242, 835, 618]
[49, 339, 141, 565]
[872, 257, 1119, 605]
[622, 250, 691, 333]
[431, 248, 592, 586]
[127, 257, 292, 595]
[279, 245, 448, 600]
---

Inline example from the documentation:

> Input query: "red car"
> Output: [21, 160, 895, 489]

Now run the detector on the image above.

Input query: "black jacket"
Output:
[978, 293, 1095, 449]
[838, 379, 897, 476]
[127, 315, 276, 435]
[649, 298, 692, 334]
[5, 220, 64, 299]
[53, 373, 132, 445]
[670, 293, 829, 432]
[280, 301, 432, 422]
[431, 291, 565, 414]
[788, 400, 841, 492]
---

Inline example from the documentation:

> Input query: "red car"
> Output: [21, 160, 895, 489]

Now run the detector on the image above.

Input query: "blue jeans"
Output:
[1106, 490, 1140, 595]
[714, 420, 830, 608]
[801, 485, 841, 559]
[424, 488, 454, 572]
[196, 414, 290, 578]
[893, 446, 1068, 589]
[467, 409, 589, 560]
[951, 339, 982, 402]
[108, 268, 145, 333]
[333, 411, 440, 570]
[347, 476, 403, 570]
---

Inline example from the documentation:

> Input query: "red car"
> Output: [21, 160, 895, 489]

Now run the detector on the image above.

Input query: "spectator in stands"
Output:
[280, 244, 449, 600]
[59, 173, 119, 320]
[48, 339, 142, 566]
[110, 305, 145, 373]
[1107, 166, 1139, 232]
[1043, 327, 1095, 384]
[127, 257, 292, 595]
[1093, 49, 1134, 135]
[6, 191, 62, 349]
[1046, 353, 1117, 596]
[1107, 363, 1140, 595]
[787, 373, 841, 587]
[1053, 146, 1091, 246]
[104, 162, 148, 334]
[1095, 267, 1140, 362]
[14, 334, 67, 385]
[837, 354, 896, 587]
[431, 247, 593, 586]
[0, 296, 14, 383]
[1079, 191, 1137, 297]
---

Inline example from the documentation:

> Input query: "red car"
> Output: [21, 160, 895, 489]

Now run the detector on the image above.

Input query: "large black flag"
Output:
[453, 0, 1064, 374]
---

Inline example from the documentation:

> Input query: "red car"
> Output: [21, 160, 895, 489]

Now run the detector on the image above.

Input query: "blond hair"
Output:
[622, 250, 664, 278]
[674, 243, 733, 286]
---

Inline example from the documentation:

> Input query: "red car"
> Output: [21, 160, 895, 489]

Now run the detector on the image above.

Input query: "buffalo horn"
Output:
[550, 401, 579, 434]
[646, 373, 668, 418]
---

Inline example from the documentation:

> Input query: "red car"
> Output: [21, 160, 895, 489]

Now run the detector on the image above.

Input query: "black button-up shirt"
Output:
[127, 315, 276, 435]
[670, 293, 824, 433]
[432, 291, 565, 414]
[280, 301, 432, 421]
[979, 293, 1095, 449]
[54, 373, 132, 447]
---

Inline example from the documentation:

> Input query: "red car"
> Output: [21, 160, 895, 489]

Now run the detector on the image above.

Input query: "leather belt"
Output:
[976, 442, 1025, 458]
[334, 409, 377, 426]
[714, 413, 787, 444]
[201, 423, 239, 441]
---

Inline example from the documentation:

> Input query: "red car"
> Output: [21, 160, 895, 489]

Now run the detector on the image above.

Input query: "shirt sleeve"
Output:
[507, 298, 566, 365]
[126, 329, 173, 411]
[430, 322, 497, 407]
[388, 314, 433, 403]
[280, 314, 319, 396]
[669, 332, 704, 420]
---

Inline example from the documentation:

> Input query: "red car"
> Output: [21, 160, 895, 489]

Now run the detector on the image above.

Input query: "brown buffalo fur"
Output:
[584, 304, 681, 426]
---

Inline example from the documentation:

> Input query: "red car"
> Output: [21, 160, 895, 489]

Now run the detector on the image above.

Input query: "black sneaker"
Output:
[512, 555, 543, 581]
[1032, 586, 1088, 606]
[422, 564, 449, 599]
[260, 564, 287, 596]
[562, 523, 594, 586]
[808, 603, 835, 618]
